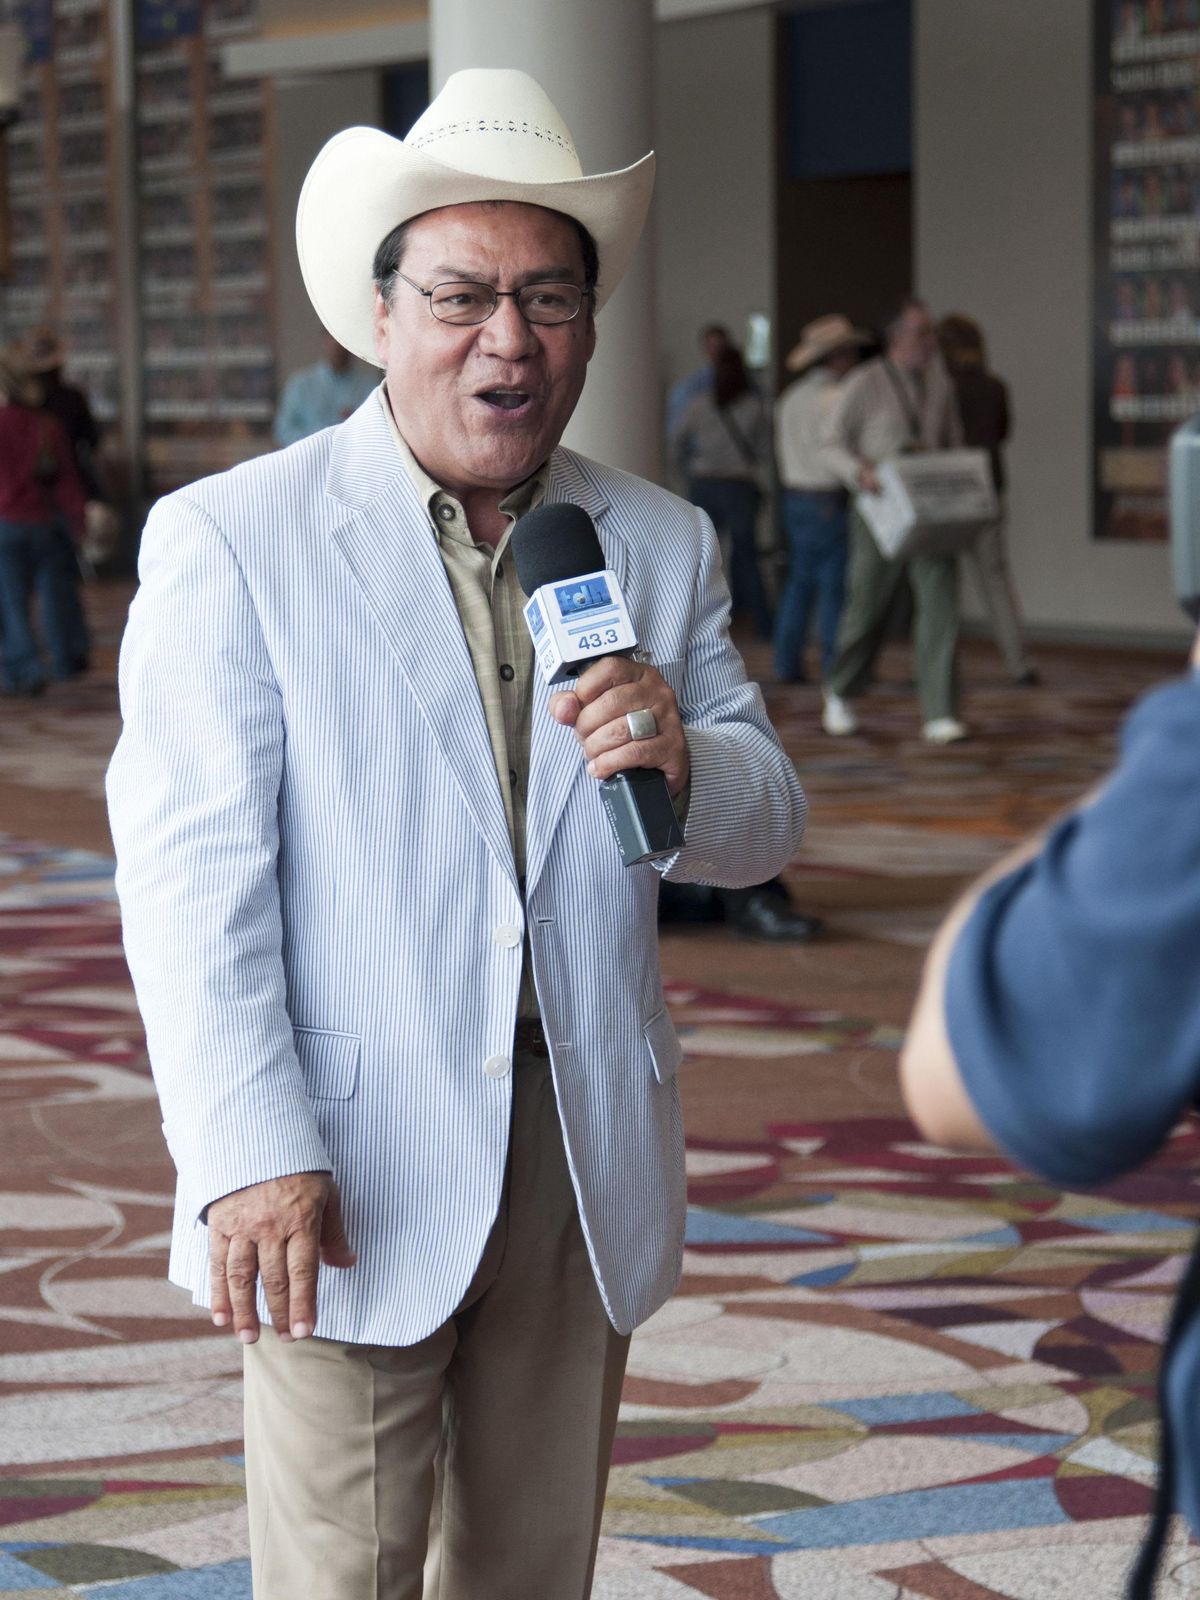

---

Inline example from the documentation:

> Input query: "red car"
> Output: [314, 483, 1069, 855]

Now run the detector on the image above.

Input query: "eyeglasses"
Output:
[397, 272, 586, 327]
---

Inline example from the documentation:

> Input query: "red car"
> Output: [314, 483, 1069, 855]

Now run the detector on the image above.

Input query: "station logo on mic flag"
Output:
[522, 568, 638, 685]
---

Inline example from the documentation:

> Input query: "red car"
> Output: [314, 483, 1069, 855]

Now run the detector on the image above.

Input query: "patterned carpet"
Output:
[1, 582, 1197, 1598]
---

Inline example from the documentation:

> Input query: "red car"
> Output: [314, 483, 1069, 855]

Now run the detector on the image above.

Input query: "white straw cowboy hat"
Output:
[297, 68, 656, 368]
[785, 313, 871, 374]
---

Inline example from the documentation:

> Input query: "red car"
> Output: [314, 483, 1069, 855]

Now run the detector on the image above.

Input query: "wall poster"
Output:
[1094, 0, 1200, 541]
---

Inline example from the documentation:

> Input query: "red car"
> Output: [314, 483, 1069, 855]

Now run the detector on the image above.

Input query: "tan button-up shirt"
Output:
[821, 355, 963, 491]
[377, 386, 543, 1015]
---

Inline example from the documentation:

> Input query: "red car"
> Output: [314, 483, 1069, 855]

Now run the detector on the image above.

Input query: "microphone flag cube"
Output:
[522, 568, 638, 685]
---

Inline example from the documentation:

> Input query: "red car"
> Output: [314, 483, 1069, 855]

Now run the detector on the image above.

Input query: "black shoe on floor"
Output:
[727, 893, 823, 942]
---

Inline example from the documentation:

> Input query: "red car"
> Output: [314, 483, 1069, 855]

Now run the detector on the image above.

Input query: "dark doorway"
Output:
[774, 0, 912, 389]
[382, 62, 430, 139]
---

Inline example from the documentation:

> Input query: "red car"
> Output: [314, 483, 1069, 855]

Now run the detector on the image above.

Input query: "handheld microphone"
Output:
[512, 503, 685, 866]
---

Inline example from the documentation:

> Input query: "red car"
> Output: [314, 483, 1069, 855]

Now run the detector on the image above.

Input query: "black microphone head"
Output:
[511, 502, 605, 593]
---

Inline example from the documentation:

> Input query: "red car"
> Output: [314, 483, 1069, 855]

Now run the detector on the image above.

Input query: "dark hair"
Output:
[713, 346, 751, 409]
[938, 312, 986, 369]
[372, 206, 600, 307]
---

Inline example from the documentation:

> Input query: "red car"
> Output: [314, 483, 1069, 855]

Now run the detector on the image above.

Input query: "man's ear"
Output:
[584, 306, 597, 363]
[372, 289, 391, 365]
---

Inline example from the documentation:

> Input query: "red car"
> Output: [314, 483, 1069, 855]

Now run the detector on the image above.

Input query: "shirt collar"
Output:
[376, 384, 549, 542]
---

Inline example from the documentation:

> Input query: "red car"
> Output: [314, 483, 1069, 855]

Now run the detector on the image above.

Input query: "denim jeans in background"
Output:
[773, 488, 849, 682]
[687, 476, 772, 638]
[0, 518, 86, 692]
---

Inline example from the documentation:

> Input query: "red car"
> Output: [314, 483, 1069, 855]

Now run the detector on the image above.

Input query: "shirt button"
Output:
[509, 767, 519, 787]
[437, 503, 455, 521]
[493, 924, 521, 948]
[484, 1054, 511, 1078]
[495, 561, 504, 579]
[499, 663, 515, 681]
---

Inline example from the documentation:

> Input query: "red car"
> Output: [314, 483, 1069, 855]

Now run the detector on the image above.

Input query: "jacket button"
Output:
[493, 924, 521, 948]
[483, 1054, 511, 1078]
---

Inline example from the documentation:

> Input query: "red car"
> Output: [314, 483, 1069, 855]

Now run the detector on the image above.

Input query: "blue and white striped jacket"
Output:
[106, 395, 807, 1344]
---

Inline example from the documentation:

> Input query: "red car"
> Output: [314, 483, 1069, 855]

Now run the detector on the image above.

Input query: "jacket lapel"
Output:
[324, 401, 518, 890]
[525, 450, 622, 897]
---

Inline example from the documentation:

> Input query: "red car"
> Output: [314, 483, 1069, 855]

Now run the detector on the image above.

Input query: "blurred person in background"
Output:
[665, 322, 732, 441]
[819, 297, 968, 744]
[22, 322, 119, 580]
[0, 351, 87, 696]
[670, 344, 773, 639]
[938, 313, 1038, 687]
[273, 330, 377, 446]
[661, 332, 824, 942]
[21, 325, 104, 500]
[772, 314, 869, 686]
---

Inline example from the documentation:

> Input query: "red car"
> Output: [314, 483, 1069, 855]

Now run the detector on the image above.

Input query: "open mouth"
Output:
[477, 388, 534, 414]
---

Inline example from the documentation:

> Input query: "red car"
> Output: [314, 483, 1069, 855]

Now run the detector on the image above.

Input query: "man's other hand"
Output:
[549, 657, 690, 797]
[206, 1172, 356, 1345]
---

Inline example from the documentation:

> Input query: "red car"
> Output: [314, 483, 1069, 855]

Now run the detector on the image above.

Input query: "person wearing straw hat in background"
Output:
[0, 348, 87, 696]
[106, 68, 806, 1600]
[772, 313, 870, 687]
[21, 323, 121, 577]
[20, 325, 104, 500]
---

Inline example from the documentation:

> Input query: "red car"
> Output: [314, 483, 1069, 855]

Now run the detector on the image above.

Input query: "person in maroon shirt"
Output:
[0, 353, 88, 696]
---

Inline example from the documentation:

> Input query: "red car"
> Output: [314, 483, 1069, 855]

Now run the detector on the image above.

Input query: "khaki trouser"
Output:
[243, 1053, 630, 1600]
[827, 509, 961, 723]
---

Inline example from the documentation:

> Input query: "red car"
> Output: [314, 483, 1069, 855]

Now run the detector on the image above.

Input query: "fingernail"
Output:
[291, 1321, 311, 1340]
[238, 1328, 257, 1345]
[212, 1312, 229, 1327]
[276, 1330, 294, 1344]
[587, 760, 597, 776]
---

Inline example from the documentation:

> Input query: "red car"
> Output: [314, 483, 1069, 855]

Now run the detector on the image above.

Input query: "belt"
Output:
[513, 1017, 551, 1058]
[786, 485, 846, 501]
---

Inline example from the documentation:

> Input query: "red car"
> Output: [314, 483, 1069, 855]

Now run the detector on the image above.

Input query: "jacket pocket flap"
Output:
[294, 1027, 360, 1100]
[643, 1006, 683, 1083]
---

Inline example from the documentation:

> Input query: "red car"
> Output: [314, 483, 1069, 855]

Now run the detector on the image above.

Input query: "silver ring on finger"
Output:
[625, 708, 658, 741]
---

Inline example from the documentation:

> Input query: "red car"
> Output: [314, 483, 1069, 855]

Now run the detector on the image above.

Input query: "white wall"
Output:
[654, 9, 775, 421]
[915, 0, 1186, 642]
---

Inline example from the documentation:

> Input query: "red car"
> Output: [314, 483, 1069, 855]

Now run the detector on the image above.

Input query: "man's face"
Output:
[889, 306, 938, 373]
[373, 201, 596, 500]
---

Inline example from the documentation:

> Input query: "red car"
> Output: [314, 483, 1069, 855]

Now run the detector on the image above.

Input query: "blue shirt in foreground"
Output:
[945, 671, 1200, 1533]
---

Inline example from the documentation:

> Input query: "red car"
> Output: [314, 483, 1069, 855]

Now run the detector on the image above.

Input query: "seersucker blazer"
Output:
[106, 394, 807, 1344]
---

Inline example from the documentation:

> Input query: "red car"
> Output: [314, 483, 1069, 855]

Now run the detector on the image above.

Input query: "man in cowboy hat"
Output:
[773, 313, 869, 686]
[20, 324, 104, 502]
[107, 68, 805, 1599]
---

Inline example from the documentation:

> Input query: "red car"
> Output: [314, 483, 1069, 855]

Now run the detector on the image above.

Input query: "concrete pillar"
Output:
[430, 0, 659, 482]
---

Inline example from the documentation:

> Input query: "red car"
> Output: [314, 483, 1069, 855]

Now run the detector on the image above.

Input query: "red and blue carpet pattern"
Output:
[1, 591, 1196, 1597]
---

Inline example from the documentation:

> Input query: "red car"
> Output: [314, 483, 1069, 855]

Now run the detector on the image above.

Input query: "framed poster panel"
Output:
[1094, 0, 1200, 541]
